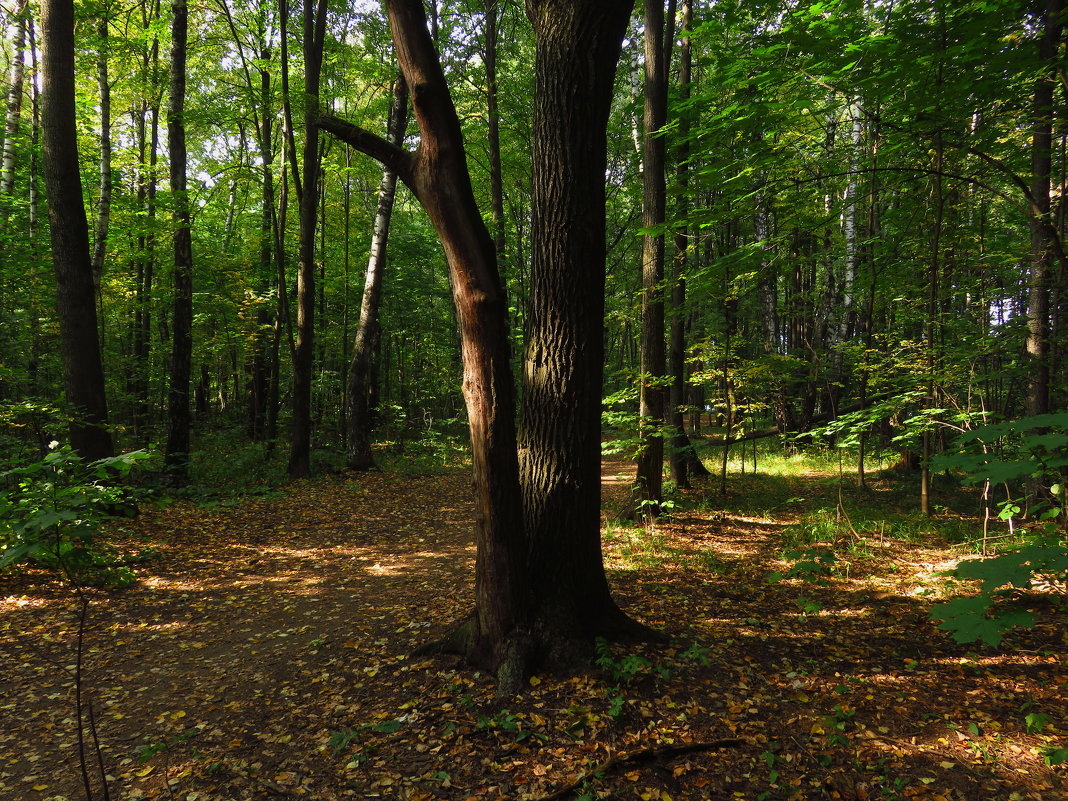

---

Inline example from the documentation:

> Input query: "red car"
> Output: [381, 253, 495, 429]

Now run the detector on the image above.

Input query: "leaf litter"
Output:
[0, 463, 1065, 801]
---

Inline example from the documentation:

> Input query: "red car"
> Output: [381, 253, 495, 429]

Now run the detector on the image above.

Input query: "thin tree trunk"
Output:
[1027, 0, 1062, 418]
[485, 0, 505, 268]
[346, 74, 408, 470]
[164, 0, 193, 479]
[287, 0, 327, 478]
[41, 0, 113, 460]
[668, 0, 706, 486]
[90, 10, 112, 292]
[635, 0, 667, 515]
[1, 2, 27, 198]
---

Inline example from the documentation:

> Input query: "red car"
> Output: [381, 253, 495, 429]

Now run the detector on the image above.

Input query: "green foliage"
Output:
[594, 637, 651, 685]
[768, 547, 837, 584]
[1042, 745, 1068, 766]
[929, 414, 1068, 646]
[0, 443, 154, 586]
[933, 412, 1068, 491]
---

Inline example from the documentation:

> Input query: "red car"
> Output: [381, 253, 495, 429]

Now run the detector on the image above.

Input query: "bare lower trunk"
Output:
[41, 0, 113, 460]
[634, 0, 667, 515]
[164, 0, 193, 480]
[287, 0, 328, 478]
[521, 0, 647, 652]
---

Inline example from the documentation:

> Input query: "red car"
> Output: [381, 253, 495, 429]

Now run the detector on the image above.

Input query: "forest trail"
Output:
[0, 463, 1063, 801]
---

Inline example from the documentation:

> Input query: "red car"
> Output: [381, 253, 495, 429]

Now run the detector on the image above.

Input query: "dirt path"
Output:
[1, 466, 1064, 801]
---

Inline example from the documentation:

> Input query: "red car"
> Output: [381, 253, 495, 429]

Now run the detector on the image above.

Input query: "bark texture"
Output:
[521, 0, 642, 647]
[164, 0, 193, 479]
[40, 0, 114, 460]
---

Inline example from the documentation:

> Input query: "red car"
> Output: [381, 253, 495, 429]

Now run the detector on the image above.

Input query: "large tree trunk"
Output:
[164, 0, 193, 479]
[634, 0, 667, 515]
[40, 0, 113, 460]
[521, 0, 644, 647]
[288, 0, 327, 478]
[346, 74, 408, 470]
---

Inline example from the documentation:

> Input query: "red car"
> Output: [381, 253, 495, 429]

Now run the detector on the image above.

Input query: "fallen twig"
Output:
[534, 739, 746, 801]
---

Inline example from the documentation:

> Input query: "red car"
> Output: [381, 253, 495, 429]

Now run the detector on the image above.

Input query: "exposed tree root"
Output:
[413, 608, 667, 698]
[533, 739, 747, 801]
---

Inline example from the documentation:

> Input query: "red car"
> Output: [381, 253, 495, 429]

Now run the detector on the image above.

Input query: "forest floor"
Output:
[1, 455, 1066, 801]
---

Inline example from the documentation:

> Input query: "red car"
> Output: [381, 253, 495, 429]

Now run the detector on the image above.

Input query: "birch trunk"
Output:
[346, 74, 408, 470]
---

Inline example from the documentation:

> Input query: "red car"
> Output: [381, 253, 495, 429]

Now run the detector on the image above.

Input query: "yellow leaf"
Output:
[529, 675, 542, 686]
[939, 761, 955, 769]
[170, 710, 186, 719]
[136, 766, 155, 777]
[32, 785, 48, 791]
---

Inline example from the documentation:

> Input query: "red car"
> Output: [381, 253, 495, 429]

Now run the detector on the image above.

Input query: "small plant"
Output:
[795, 597, 823, 615]
[328, 729, 360, 753]
[680, 641, 712, 666]
[1042, 745, 1068, 765]
[475, 708, 544, 742]
[0, 443, 153, 585]
[819, 704, 856, 747]
[768, 547, 837, 584]
[1025, 711, 1051, 734]
[594, 638, 650, 684]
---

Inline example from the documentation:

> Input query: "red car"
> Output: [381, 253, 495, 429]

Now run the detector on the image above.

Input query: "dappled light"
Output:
[3, 460, 1063, 801]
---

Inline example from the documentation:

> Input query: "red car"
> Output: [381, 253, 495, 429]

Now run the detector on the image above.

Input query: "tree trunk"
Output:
[485, 0, 506, 267]
[322, 0, 527, 679]
[288, 0, 328, 478]
[1027, 0, 1062, 418]
[346, 74, 408, 470]
[1, 2, 27, 198]
[40, 0, 113, 460]
[521, 0, 644, 649]
[634, 0, 667, 515]
[164, 0, 193, 479]
[668, 0, 706, 486]
[90, 10, 112, 291]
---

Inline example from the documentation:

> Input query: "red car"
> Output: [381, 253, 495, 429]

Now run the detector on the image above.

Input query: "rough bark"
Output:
[521, 0, 645, 648]
[634, 0, 668, 515]
[164, 0, 193, 479]
[40, 0, 113, 460]
[346, 74, 408, 470]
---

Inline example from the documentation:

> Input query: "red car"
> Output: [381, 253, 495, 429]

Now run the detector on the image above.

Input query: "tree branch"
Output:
[317, 113, 417, 197]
